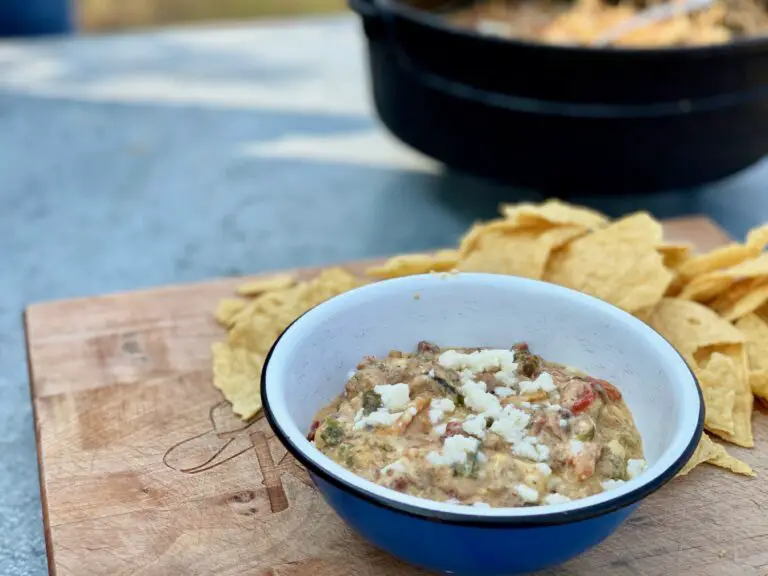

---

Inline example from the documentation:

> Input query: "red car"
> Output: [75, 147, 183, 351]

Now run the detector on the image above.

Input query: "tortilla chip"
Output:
[646, 298, 745, 356]
[721, 252, 768, 279]
[709, 447, 756, 477]
[217, 268, 362, 420]
[303, 267, 363, 302]
[458, 219, 537, 257]
[736, 313, 768, 371]
[750, 370, 768, 400]
[633, 304, 657, 324]
[701, 385, 736, 437]
[592, 212, 665, 246]
[227, 312, 284, 357]
[647, 300, 751, 445]
[228, 267, 362, 356]
[757, 302, 768, 323]
[500, 199, 609, 230]
[659, 243, 694, 298]
[215, 298, 248, 328]
[459, 225, 585, 279]
[676, 244, 760, 283]
[746, 222, 768, 251]
[681, 252, 768, 302]
[544, 213, 671, 313]
[735, 313, 768, 401]
[211, 342, 264, 420]
[696, 352, 740, 437]
[664, 275, 687, 298]
[695, 344, 753, 448]
[236, 273, 296, 296]
[723, 344, 755, 448]
[677, 434, 721, 477]
[677, 433, 755, 477]
[710, 279, 768, 321]
[366, 250, 459, 279]
[678, 274, 735, 302]
[657, 243, 693, 270]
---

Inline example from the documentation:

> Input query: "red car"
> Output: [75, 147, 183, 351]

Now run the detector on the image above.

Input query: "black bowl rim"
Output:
[261, 280, 704, 528]
[374, 0, 768, 58]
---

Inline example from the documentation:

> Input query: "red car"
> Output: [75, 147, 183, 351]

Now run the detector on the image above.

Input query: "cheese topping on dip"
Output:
[309, 342, 645, 508]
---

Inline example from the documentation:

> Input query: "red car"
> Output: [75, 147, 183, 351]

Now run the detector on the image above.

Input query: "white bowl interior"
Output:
[265, 273, 701, 517]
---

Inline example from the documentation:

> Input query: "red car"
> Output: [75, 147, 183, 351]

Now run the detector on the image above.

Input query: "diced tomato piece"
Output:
[307, 420, 320, 441]
[586, 376, 622, 401]
[600, 381, 622, 401]
[570, 388, 597, 415]
[443, 421, 464, 438]
[570, 443, 600, 481]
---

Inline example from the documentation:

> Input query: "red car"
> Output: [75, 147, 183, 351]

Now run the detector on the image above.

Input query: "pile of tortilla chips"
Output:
[212, 199, 768, 479]
[211, 268, 363, 419]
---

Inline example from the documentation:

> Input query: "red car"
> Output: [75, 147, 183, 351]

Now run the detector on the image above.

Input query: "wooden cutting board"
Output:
[25, 216, 768, 576]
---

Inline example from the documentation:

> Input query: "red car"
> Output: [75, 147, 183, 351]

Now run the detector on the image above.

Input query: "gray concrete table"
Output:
[1, 15, 767, 575]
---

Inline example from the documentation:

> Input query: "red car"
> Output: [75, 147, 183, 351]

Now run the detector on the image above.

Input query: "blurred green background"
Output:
[79, 0, 347, 31]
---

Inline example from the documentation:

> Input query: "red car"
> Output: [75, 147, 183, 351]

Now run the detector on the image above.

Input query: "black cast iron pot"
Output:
[350, 0, 768, 194]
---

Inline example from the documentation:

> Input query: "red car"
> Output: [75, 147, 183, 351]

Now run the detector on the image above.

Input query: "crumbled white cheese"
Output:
[425, 435, 480, 466]
[518, 372, 557, 394]
[515, 484, 539, 503]
[489, 406, 530, 443]
[374, 383, 410, 411]
[546, 404, 563, 412]
[559, 418, 569, 429]
[354, 409, 403, 430]
[472, 501, 491, 508]
[433, 423, 447, 436]
[495, 370, 519, 387]
[438, 349, 518, 375]
[476, 451, 487, 463]
[517, 440, 541, 456]
[459, 369, 479, 385]
[354, 408, 364, 422]
[544, 493, 572, 505]
[512, 437, 550, 462]
[428, 398, 456, 424]
[438, 350, 468, 370]
[601, 479, 625, 491]
[380, 459, 407, 476]
[517, 381, 536, 394]
[535, 463, 552, 477]
[407, 406, 417, 416]
[462, 415, 488, 439]
[536, 372, 557, 392]
[427, 368, 436, 378]
[461, 380, 502, 414]
[627, 458, 647, 480]
[494, 386, 515, 399]
[569, 439, 585, 456]
[519, 401, 533, 408]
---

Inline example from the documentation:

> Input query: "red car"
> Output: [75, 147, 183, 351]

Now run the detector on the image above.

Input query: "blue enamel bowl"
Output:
[262, 273, 703, 575]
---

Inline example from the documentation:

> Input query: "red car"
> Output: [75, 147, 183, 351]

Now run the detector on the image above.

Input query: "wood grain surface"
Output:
[25, 217, 768, 576]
